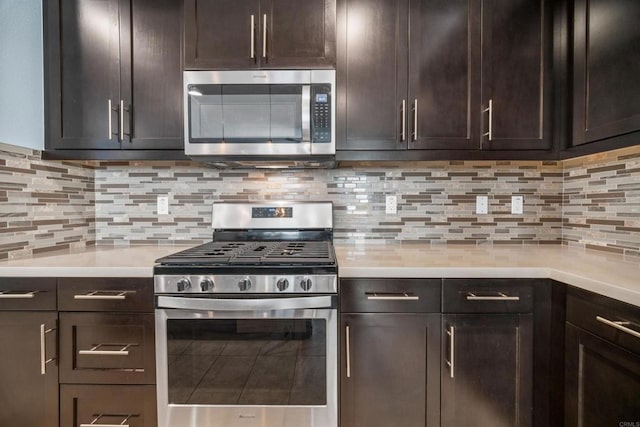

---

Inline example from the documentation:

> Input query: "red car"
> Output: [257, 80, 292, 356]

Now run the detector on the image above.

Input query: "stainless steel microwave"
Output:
[184, 70, 335, 166]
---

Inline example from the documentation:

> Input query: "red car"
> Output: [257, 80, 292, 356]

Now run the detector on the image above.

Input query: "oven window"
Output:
[188, 85, 304, 143]
[166, 319, 326, 406]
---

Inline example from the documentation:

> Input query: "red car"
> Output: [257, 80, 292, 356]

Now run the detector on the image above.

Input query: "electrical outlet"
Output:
[511, 195, 524, 215]
[476, 195, 489, 215]
[385, 195, 397, 214]
[157, 196, 169, 215]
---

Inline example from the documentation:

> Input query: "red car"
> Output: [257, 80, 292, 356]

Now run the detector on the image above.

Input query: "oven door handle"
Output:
[157, 295, 334, 311]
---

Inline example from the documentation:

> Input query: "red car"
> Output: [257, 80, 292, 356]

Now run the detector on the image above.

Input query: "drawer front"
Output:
[340, 279, 441, 313]
[58, 278, 153, 312]
[61, 384, 157, 427]
[60, 312, 156, 384]
[442, 279, 535, 313]
[0, 278, 56, 311]
[567, 288, 640, 356]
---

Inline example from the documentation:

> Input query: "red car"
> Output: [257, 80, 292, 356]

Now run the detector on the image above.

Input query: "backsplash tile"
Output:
[562, 145, 640, 257]
[0, 142, 638, 260]
[0, 144, 95, 260]
[94, 160, 564, 246]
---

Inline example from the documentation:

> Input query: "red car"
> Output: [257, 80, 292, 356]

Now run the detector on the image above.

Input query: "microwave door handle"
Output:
[157, 295, 333, 311]
[302, 85, 311, 144]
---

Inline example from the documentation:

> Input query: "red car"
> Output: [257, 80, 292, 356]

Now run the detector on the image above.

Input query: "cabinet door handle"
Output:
[80, 414, 135, 427]
[119, 100, 125, 142]
[365, 292, 419, 301]
[445, 325, 455, 378]
[596, 316, 640, 339]
[250, 15, 256, 59]
[40, 324, 56, 375]
[412, 99, 418, 141]
[108, 99, 113, 140]
[345, 325, 351, 378]
[483, 99, 493, 141]
[79, 343, 133, 357]
[0, 290, 37, 299]
[400, 99, 406, 142]
[73, 291, 130, 300]
[262, 14, 268, 59]
[466, 292, 520, 301]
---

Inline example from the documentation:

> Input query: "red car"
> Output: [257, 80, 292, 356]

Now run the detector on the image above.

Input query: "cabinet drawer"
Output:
[61, 384, 156, 427]
[58, 278, 153, 312]
[567, 288, 640, 356]
[340, 279, 441, 313]
[442, 279, 535, 313]
[60, 312, 156, 384]
[0, 278, 57, 310]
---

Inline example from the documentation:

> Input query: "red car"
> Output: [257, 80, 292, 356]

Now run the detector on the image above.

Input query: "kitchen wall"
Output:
[0, 144, 95, 260]
[1, 143, 639, 260]
[93, 160, 564, 246]
[562, 145, 640, 257]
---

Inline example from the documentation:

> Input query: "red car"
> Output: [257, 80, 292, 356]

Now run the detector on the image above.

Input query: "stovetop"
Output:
[156, 240, 336, 267]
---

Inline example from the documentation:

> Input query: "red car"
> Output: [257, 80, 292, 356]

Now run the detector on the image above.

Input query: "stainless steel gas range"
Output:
[153, 202, 338, 427]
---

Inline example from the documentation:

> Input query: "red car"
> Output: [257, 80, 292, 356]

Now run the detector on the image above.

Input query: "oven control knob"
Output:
[300, 278, 313, 292]
[200, 278, 214, 292]
[177, 278, 192, 292]
[276, 278, 289, 292]
[238, 277, 252, 292]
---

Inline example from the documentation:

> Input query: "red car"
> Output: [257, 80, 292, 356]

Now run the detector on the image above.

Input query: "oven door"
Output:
[155, 295, 337, 427]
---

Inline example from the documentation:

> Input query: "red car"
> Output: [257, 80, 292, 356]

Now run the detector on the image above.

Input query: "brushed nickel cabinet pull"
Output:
[346, 325, 351, 378]
[250, 15, 256, 59]
[262, 14, 268, 59]
[108, 99, 113, 140]
[73, 291, 130, 300]
[119, 100, 125, 142]
[400, 99, 406, 142]
[40, 324, 56, 375]
[365, 292, 419, 301]
[445, 325, 455, 379]
[466, 292, 520, 301]
[80, 413, 135, 427]
[413, 99, 418, 141]
[483, 99, 493, 141]
[79, 343, 133, 356]
[596, 316, 640, 339]
[0, 290, 37, 299]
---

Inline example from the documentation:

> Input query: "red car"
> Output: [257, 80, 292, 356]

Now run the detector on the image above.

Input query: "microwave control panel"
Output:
[311, 85, 332, 143]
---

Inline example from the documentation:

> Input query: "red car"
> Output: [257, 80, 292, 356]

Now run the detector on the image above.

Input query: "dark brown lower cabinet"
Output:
[60, 384, 157, 427]
[0, 312, 59, 427]
[340, 313, 441, 427]
[441, 314, 534, 427]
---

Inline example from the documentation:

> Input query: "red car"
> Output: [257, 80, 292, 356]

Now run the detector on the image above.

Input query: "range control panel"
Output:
[312, 85, 332, 143]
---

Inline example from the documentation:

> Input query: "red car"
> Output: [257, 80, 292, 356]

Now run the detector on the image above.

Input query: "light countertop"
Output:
[0, 243, 638, 307]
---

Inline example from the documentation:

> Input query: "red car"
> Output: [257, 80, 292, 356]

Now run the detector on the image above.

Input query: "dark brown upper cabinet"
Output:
[338, 0, 552, 154]
[572, 0, 640, 147]
[44, 0, 183, 153]
[184, 0, 336, 69]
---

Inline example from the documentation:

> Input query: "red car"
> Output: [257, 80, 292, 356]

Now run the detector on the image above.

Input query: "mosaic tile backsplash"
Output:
[1, 143, 639, 259]
[94, 160, 564, 246]
[0, 144, 95, 260]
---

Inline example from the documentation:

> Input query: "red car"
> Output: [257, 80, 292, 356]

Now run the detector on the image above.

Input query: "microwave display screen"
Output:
[315, 94, 328, 103]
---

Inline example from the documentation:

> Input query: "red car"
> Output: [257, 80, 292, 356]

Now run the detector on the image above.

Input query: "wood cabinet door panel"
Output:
[263, 0, 336, 68]
[50, 0, 122, 150]
[337, 0, 409, 150]
[340, 313, 440, 427]
[565, 324, 640, 427]
[408, 0, 480, 150]
[184, 0, 260, 69]
[482, 0, 550, 150]
[442, 314, 533, 427]
[572, 0, 640, 145]
[0, 312, 58, 427]
[125, 0, 183, 149]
